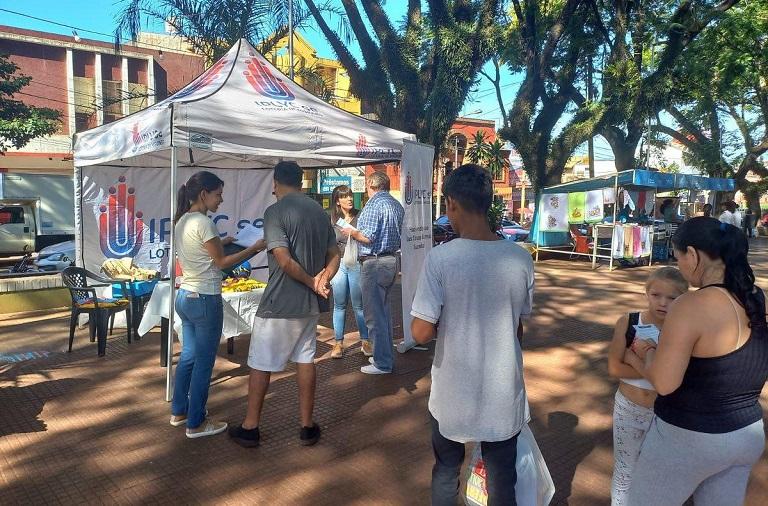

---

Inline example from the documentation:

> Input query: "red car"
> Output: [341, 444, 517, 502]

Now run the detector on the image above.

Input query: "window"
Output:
[0, 207, 25, 225]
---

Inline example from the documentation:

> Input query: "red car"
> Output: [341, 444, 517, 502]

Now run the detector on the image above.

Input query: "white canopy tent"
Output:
[73, 39, 427, 400]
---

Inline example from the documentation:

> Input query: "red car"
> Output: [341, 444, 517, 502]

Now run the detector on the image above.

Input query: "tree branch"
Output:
[666, 105, 711, 146]
[479, 57, 509, 128]
[339, 0, 384, 70]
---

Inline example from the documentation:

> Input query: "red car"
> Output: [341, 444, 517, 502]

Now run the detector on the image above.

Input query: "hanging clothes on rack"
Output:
[613, 225, 625, 258]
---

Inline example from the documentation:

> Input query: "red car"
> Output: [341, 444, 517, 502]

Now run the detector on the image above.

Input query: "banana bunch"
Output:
[222, 278, 267, 293]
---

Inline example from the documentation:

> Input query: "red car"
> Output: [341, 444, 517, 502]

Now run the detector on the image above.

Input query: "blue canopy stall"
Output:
[533, 169, 735, 270]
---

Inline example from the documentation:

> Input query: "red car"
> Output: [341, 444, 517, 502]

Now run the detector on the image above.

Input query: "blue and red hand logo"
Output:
[99, 176, 145, 258]
[174, 58, 230, 99]
[404, 173, 414, 205]
[243, 53, 295, 101]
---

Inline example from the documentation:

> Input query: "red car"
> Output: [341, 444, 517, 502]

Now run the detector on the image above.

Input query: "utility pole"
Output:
[587, 57, 595, 178]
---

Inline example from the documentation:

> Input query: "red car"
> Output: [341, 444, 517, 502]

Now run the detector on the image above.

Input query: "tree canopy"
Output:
[303, 0, 503, 150]
[0, 54, 61, 152]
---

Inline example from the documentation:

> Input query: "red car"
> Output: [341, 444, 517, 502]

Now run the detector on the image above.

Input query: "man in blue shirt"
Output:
[343, 171, 404, 374]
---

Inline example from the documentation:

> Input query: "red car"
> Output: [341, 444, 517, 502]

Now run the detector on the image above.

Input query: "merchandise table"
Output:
[137, 281, 264, 366]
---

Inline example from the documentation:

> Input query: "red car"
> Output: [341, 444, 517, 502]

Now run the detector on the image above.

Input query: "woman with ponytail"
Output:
[171, 171, 265, 438]
[624, 217, 768, 504]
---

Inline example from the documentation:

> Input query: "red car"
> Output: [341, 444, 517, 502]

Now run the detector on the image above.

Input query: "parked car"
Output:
[433, 215, 456, 245]
[500, 219, 529, 242]
[433, 215, 528, 244]
[34, 240, 75, 272]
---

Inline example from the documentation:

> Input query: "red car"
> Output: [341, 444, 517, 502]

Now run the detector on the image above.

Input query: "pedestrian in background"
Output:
[329, 185, 369, 358]
[719, 201, 741, 228]
[171, 171, 265, 439]
[343, 171, 404, 375]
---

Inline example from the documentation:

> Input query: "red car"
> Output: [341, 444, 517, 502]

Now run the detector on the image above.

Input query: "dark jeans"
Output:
[430, 414, 518, 506]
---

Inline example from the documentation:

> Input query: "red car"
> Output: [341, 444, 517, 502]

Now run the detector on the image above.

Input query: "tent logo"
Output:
[98, 176, 145, 258]
[243, 54, 295, 101]
[356, 134, 398, 159]
[130, 122, 163, 152]
[402, 171, 429, 206]
[174, 58, 230, 99]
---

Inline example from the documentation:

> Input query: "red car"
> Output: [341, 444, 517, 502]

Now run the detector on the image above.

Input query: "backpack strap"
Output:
[625, 312, 639, 348]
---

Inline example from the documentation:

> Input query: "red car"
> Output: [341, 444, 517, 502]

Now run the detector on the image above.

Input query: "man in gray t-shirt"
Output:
[411, 164, 534, 505]
[230, 162, 340, 449]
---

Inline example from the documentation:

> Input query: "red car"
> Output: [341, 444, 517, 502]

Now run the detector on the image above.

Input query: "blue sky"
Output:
[0, 1, 609, 159]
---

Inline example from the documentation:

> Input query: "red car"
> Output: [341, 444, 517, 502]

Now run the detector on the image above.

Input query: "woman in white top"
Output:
[170, 171, 264, 439]
[606, 267, 688, 505]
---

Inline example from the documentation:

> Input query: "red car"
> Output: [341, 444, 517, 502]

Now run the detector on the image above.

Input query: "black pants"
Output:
[430, 414, 518, 506]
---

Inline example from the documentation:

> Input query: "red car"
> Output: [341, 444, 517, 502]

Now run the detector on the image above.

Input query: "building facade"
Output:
[0, 26, 205, 174]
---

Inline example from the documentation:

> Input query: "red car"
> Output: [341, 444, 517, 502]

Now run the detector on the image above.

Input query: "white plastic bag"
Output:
[464, 424, 555, 506]
[343, 237, 358, 268]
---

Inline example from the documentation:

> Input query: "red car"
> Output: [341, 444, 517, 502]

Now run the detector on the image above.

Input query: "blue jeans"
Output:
[171, 289, 224, 429]
[360, 255, 398, 372]
[430, 414, 518, 506]
[330, 263, 368, 342]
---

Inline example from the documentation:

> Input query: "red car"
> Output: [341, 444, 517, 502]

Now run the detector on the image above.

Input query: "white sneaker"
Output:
[186, 418, 228, 439]
[170, 409, 208, 427]
[361, 364, 390, 375]
[369, 357, 375, 365]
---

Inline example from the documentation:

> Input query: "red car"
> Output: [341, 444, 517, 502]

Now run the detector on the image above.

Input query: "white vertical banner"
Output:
[398, 140, 435, 353]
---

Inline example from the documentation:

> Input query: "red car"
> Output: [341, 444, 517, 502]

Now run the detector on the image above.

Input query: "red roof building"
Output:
[0, 25, 205, 174]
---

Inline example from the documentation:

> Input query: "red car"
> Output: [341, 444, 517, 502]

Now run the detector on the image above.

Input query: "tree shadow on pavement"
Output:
[0, 377, 91, 438]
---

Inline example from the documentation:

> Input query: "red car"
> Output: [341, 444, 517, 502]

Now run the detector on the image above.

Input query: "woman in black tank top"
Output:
[623, 217, 768, 505]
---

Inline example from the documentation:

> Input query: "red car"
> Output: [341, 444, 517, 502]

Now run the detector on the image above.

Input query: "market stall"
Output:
[73, 39, 435, 400]
[532, 170, 735, 270]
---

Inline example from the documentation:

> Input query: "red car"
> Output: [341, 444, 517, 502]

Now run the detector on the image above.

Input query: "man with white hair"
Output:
[343, 171, 404, 374]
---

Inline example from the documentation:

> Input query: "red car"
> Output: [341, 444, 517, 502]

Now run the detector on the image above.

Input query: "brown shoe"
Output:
[331, 341, 343, 359]
[361, 340, 373, 357]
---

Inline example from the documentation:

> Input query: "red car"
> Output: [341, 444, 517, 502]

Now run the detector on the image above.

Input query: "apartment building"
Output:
[0, 26, 205, 174]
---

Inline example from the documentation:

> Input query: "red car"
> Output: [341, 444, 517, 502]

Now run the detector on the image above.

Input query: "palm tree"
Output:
[114, 0, 314, 63]
[485, 139, 508, 180]
[466, 131, 491, 164]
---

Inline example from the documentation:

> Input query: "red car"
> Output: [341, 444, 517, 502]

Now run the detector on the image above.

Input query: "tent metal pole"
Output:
[166, 146, 178, 402]
[288, 0, 294, 80]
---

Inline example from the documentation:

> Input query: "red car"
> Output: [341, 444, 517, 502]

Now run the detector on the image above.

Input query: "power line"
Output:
[25, 78, 157, 99]
[0, 7, 188, 54]
[14, 90, 133, 120]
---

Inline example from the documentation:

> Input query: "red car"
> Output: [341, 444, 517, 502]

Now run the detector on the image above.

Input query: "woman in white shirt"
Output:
[170, 171, 264, 439]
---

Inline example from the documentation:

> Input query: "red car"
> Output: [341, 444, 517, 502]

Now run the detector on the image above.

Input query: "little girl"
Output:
[607, 267, 688, 505]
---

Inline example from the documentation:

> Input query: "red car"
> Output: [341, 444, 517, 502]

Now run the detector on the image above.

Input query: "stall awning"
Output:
[541, 169, 735, 194]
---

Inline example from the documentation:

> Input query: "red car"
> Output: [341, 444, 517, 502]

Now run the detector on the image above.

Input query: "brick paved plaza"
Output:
[1, 243, 767, 505]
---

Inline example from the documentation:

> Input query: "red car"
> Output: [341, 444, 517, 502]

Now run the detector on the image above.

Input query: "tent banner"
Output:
[398, 140, 435, 352]
[77, 166, 275, 279]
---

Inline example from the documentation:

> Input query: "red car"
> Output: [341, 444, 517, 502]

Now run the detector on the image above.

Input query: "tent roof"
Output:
[74, 39, 415, 169]
[541, 169, 735, 194]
